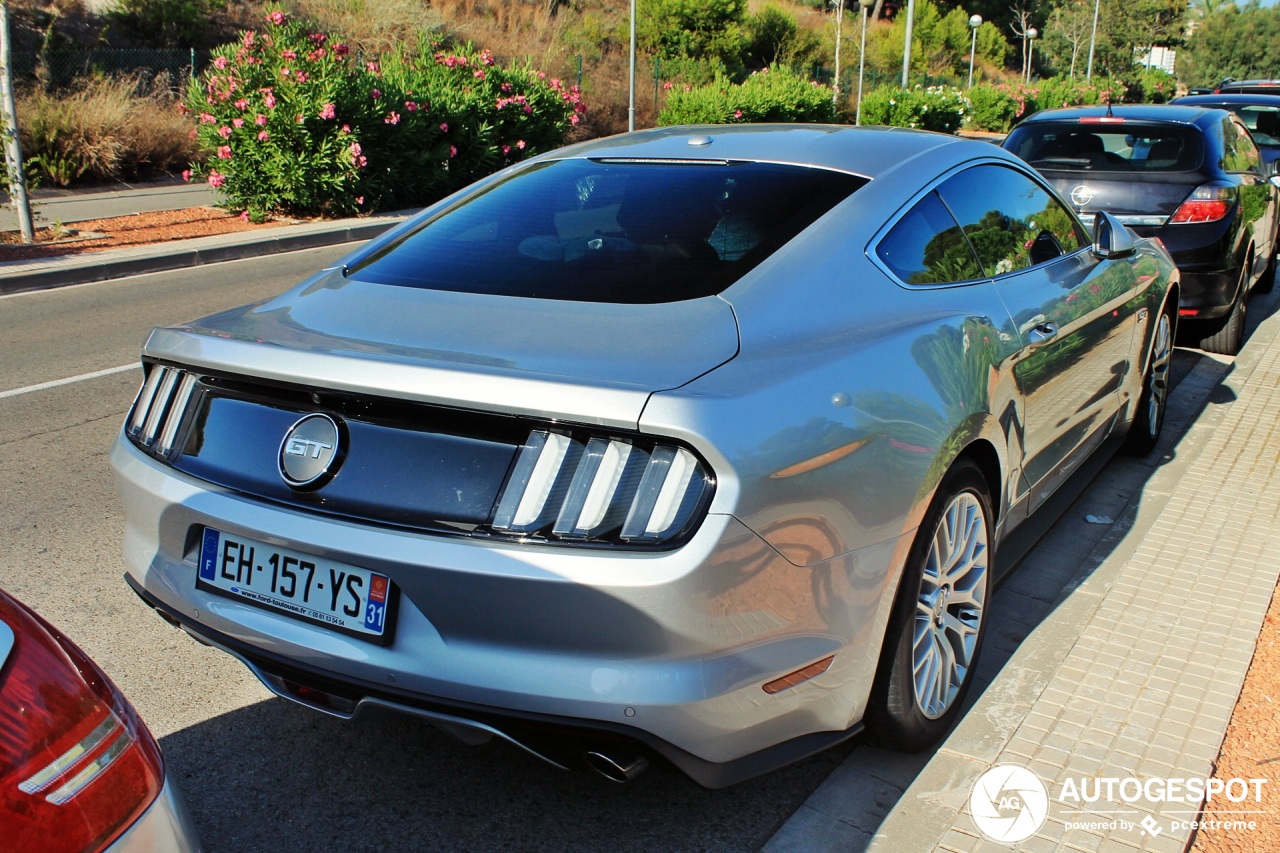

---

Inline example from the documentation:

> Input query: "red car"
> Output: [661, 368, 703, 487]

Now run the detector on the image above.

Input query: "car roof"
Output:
[533, 123, 1006, 180]
[1171, 93, 1280, 107]
[1017, 104, 1230, 127]
[1218, 79, 1280, 91]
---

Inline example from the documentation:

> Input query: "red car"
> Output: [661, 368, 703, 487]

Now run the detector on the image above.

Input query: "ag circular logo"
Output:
[969, 764, 1050, 844]
[278, 414, 344, 490]
[1070, 184, 1095, 207]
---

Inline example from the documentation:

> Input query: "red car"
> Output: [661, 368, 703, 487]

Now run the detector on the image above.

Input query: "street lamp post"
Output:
[628, 0, 636, 131]
[900, 0, 915, 88]
[1086, 0, 1101, 81]
[1026, 27, 1038, 83]
[833, 0, 844, 107]
[856, 0, 874, 124]
[967, 14, 982, 89]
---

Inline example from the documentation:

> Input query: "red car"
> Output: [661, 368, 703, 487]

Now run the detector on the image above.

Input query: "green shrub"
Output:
[859, 85, 966, 133]
[963, 85, 1020, 133]
[657, 65, 834, 125]
[184, 8, 583, 219]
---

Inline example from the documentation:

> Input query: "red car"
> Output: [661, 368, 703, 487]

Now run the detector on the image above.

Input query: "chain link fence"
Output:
[11, 48, 211, 90]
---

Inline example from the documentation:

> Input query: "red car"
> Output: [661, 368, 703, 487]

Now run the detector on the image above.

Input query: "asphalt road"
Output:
[1, 251, 1253, 852]
[0, 248, 848, 853]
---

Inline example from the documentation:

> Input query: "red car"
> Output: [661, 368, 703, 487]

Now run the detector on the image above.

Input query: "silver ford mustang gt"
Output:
[111, 125, 1178, 787]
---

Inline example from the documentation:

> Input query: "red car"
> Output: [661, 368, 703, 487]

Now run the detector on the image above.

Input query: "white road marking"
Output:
[0, 363, 138, 399]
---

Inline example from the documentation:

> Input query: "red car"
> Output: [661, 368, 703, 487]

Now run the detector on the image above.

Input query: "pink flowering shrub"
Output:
[184, 9, 583, 220]
[657, 66, 835, 126]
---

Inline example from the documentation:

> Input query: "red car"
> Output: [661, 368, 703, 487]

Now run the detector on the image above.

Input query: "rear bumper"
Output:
[126, 577, 861, 788]
[111, 435, 903, 786]
[106, 777, 201, 853]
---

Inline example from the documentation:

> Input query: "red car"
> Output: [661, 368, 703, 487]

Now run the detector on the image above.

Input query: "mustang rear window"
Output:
[347, 159, 865, 303]
[1006, 124, 1205, 172]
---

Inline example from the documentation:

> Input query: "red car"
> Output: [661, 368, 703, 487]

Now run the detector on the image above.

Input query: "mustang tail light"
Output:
[492, 429, 714, 546]
[0, 592, 164, 853]
[1169, 185, 1235, 224]
[127, 364, 197, 457]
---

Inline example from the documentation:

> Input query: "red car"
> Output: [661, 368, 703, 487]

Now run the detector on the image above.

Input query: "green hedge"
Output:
[657, 65, 835, 125]
[184, 8, 584, 219]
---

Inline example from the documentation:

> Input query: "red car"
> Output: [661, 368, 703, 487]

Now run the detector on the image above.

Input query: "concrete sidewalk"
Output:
[0, 209, 412, 295]
[768, 291, 1280, 850]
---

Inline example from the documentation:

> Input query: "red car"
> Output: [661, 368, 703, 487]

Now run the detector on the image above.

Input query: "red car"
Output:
[0, 589, 201, 853]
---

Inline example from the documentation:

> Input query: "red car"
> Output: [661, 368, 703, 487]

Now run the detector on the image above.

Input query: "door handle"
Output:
[1027, 322, 1059, 344]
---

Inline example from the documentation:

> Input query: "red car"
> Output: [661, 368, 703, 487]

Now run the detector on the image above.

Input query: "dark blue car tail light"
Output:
[1170, 184, 1235, 223]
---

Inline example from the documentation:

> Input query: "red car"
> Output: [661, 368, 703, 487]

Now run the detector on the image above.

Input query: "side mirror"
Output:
[1092, 211, 1136, 260]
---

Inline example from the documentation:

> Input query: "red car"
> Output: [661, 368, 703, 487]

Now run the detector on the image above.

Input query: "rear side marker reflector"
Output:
[763, 656, 836, 694]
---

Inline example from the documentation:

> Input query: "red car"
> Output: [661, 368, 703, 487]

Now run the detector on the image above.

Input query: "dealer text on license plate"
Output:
[197, 528, 392, 641]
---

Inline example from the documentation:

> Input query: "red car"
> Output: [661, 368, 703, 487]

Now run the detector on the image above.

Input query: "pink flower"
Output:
[217, 145, 233, 159]
[333, 43, 349, 56]
[307, 49, 326, 62]
[234, 98, 249, 110]
[500, 83, 512, 93]
[570, 114, 580, 126]
[449, 145, 457, 158]
[404, 101, 418, 111]
[371, 88, 382, 100]
[480, 49, 495, 66]
[309, 32, 327, 45]
[255, 113, 268, 125]
[439, 122, 449, 133]
[218, 125, 233, 138]
[182, 169, 192, 182]
[367, 61, 380, 74]
[264, 93, 277, 109]
[269, 10, 285, 25]
[208, 170, 225, 188]
[663, 82, 674, 91]
[240, 210, 250, 221]
[474, 70, 486, 80]
[502, 144, 511, 155]
[355, 196, 364, 205]
[257, 130, 270, 141]
[296, 113, 305, 124]
[320, 103, 336, 120]
[242, 32, 256, 49]
[213, 56, 229, 70]
[516, 139, 526, 150]
[295, 72, 309, 83]
[199, 112, 216, 124]
[282, 49, 297, 61]
[349, 141, 367, 168]
[232, 117, 245, 128]
[733, 109, 743, 118]
[384, 111, 400, 125]
[341, 124, 351, 133]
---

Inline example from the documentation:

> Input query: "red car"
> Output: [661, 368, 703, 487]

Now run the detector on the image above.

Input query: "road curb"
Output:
[0, 218, 404, 296]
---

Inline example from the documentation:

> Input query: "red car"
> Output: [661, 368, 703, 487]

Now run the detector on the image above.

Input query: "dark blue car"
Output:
[1004, 104, 1279, 354]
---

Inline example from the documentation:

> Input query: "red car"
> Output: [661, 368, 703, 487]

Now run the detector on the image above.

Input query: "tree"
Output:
[1044, 0, 1099, 78]
[1180, 5, 1280, 86]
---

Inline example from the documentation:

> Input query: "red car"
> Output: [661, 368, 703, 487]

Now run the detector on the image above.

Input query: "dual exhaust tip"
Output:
[584, 750, 650, 784]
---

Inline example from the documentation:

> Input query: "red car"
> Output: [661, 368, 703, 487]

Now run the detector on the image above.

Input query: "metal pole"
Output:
[967, 15, 982, 89]
[900, 0, 914, 88]
[1026, 29, 1037, 83]
[628, 0, 636, 131]
[832, 1, 844, 107]
[0, 1, 33, 244]
[856, 4, 869, 125]
[1086, 0, 1100, 81]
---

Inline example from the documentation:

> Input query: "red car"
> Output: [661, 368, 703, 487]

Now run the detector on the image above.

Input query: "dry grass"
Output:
[17, 74, 198, 186]
[290, 0, 445, 54]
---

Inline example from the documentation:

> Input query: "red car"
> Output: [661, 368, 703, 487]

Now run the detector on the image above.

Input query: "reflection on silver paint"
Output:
[112, 125, 1177, 784]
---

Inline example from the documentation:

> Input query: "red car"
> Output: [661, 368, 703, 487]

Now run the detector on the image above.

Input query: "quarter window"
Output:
[876, 191, 984, 285]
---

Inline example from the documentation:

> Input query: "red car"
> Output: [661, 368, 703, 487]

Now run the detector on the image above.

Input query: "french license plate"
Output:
[197, 528, 394, 643]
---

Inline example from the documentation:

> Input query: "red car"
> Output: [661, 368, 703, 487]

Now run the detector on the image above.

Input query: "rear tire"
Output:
[866, 461, 993, 751]
[1123, 306, 1174, 456]
[1198, 266, 1248, 355]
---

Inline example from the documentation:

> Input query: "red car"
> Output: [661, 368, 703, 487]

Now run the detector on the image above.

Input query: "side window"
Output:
[937, 164, 1088, 277]
[876, 191, 984, 285]
[1222, 118, 1261, 172]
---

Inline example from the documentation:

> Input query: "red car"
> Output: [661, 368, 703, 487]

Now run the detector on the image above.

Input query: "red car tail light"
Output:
[0, 592, 164, 853]
[1169, 185, 1235, 223]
